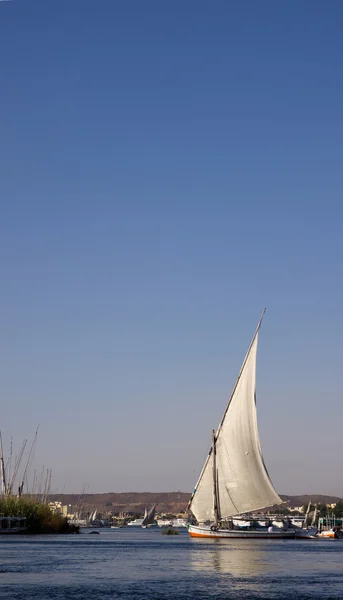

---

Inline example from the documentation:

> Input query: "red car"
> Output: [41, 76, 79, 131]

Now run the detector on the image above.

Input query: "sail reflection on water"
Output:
[189, 540, 267, 577]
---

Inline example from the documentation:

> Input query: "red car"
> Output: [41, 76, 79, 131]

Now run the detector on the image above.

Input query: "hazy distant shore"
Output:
[47, 492, 343, 515]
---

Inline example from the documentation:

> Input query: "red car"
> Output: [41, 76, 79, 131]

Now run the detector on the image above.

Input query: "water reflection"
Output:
[190, 539, 267, 577]
[1, 532, 343, 600]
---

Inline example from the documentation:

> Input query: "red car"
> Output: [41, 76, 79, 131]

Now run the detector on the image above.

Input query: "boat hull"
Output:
[0, 528, 27, 535]
[317, 529, 343, 539]
[188, 524, 297, 539]
[293, 527, 318, 539]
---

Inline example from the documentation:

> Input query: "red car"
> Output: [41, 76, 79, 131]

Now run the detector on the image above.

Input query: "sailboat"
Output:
[142, 504, 157, 528]
[188, 311, 315, 539]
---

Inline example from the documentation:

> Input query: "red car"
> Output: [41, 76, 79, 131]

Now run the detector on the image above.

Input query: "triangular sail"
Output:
[142, 504, 156, 526]
[189, 317, 283, 523]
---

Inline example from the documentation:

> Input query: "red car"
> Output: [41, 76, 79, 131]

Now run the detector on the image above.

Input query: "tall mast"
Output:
[0, 431, 7, 497]
[216, 308, 266, 437]
[304, 500, 311, 528]
[212, 429, 219, 525]
[9, 438, 27, 496]
[20, 425, 39, 495]
[188, 310, 279, 523]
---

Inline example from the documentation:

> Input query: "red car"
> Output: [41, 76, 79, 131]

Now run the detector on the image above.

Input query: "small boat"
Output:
[188, 311, 315, 540]
[158, 518, 188, 528]
[172, 518, 187, 528]
[0, 516, 27, 535]
[317, 528, 343, 539]
[317, 516, 343, 539]
[157, 519, 173, 527]
[127, 518, 144, 526]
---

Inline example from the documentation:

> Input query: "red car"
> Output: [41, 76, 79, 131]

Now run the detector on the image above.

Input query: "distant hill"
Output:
[280, 494, 343, 507]
[49, 492, 191, 515]
[48, 492, 343, 515]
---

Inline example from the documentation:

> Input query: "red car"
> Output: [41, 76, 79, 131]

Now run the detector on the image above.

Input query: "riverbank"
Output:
[0, 498, 79, 534]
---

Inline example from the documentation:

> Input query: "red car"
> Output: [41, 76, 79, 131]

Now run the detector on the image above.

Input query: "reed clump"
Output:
[0, 497, 79, 534]
[162, 527, 179, 535]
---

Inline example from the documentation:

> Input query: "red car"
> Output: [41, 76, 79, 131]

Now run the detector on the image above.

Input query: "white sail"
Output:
[189, 320, 283, 524]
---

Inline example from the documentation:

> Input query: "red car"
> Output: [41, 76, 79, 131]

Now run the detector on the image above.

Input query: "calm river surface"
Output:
[1, 528, 342, 599]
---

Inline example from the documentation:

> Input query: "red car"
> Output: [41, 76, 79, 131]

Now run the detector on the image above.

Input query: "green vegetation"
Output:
[0, 498, 79, 534]
[274, 507, 294, 516]
[300, 502, 343, 519]
[301, 503, 328, 517]
[333, 501, 343, 517]
[162, 527, 179, 535]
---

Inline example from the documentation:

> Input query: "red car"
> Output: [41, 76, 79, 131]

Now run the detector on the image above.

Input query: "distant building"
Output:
[62, 505, 72, 517]
[48, 501, 63, 515]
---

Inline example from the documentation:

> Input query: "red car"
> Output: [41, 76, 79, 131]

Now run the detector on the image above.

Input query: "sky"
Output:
[0, 0, 342, 497]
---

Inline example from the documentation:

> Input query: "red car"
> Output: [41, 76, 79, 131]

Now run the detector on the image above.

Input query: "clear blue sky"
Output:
[1, 0, 342, 497]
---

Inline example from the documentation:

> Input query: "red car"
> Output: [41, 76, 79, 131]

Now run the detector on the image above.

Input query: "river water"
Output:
[1, 528, 342, 599]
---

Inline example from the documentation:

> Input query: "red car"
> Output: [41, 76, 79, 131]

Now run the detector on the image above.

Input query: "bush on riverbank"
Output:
[0, 498, 79, 534]
[161, 527, 179, 535]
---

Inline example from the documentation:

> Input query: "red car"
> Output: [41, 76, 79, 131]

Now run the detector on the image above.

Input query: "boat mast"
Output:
[8, 438, 27, 496]
[187, 309, 271, 523]
[304, 500, 311, 528]
[0, 431, 7, 497]
[212, 429, 219, 525]
[216, 308, 266, 438]
[19, 425, 39, 496]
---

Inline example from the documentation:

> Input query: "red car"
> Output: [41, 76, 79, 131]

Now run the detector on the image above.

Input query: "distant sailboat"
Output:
[142, 505, 157, 528]
[188, 311, 315, 539]
[127, 505, 157, 528]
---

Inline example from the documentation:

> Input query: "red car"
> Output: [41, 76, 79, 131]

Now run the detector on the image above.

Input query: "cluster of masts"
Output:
[0, 426, 51, 502]
[303, 500, 318, 528]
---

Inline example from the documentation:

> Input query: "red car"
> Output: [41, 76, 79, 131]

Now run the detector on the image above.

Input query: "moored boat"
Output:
[0, 516, 27, 534]
[157, 519, 173, 527]
[172, 518, 187, 528]
[317, 528, 343, 539]
[127, 518, 144, 526]
[188, 523, 295, 538]
[317, 517, 343, 539]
